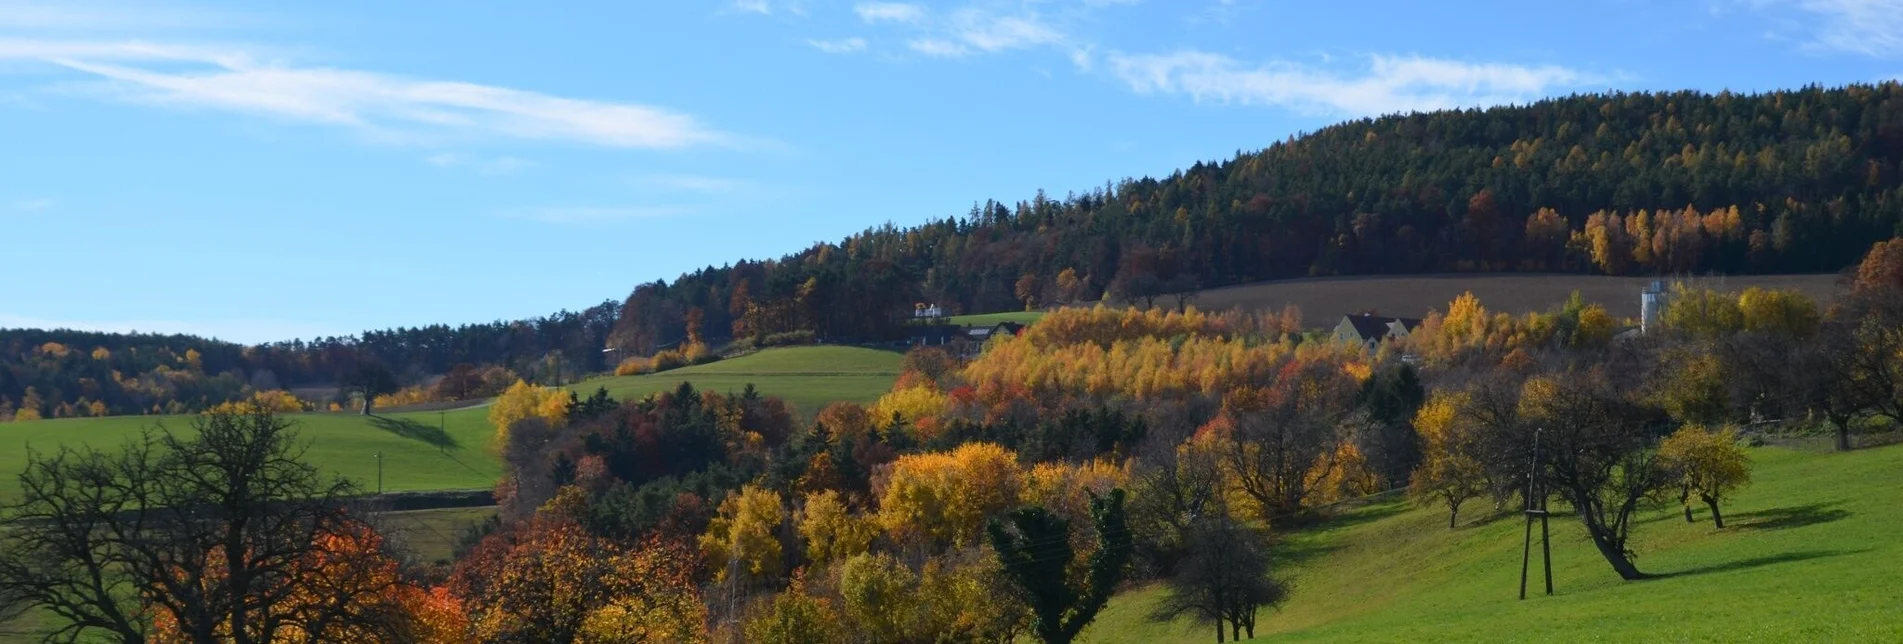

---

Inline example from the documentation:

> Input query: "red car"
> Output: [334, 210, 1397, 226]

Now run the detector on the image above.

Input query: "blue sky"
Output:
[0, 0, 1896, 343]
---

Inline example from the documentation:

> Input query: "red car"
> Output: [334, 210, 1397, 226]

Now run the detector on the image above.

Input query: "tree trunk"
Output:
[1575, 510, 1651, 579]
[1683, 504, 1694, 523]
[1705, 497, 1725, 529]
[1835, 420, 1852, 451]
[1216, 621, 1224, 643]
[1448, 506, 1459, 529]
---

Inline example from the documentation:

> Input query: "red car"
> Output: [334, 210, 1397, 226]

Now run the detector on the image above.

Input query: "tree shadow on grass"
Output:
[1652, 548, 1869, 579]
[1279, 499, 1411, 532]
[1732, 502, 1851, 531]
[367, 415, 461, 452]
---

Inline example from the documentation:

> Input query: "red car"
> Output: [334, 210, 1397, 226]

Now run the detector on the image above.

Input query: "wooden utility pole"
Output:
[1520, 428, 1553, 599]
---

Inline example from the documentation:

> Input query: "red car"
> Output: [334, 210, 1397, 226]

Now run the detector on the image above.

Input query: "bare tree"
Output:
[0, 409, 416, 643]
[1149, 516, 1287, 642]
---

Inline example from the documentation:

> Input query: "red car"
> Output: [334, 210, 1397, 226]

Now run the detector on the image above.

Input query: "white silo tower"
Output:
[1640, 280, 1668, 335]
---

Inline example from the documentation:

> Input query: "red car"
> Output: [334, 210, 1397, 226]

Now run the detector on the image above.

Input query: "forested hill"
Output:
[6, 84, 1903, 419]
[608, 84, 1903, 353]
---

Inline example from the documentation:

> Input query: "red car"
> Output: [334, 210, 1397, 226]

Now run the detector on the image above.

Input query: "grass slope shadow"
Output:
[367, 415, 461, 452]
[1656, 548, 1870, 579]
[1732, 501, 1852, 531]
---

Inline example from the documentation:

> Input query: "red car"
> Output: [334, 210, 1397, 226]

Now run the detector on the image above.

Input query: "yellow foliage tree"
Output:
[1657, 425, 1751, 528]
[1656, 350, 1729, 425]
[869, 386, 949, 439]
[488, 380, 569, 446]
[876, 443, 1023, 549]
[1409, 391, 1488, 528]
[700, 485, 786, 583]
[1737, 287, 1819, 336]
[1662, 285, 1743, 337]
[743, 571, 844, 644]
[797, 490, 874, 566]
[1023, 460, 1130, 529]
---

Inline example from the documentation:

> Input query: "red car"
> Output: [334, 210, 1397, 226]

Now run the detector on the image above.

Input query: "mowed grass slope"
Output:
[573, 345, 902, 418]
[1185, 273, 1844, 321]
[948, 311, 1047, 326]
[0, 407, 504, 501]
[1088, 443, 1903, 642]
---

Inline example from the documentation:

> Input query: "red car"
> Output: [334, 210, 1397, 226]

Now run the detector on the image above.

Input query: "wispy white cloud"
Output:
[632, 174, 750, 193]
[807, 37, 869, 54]
[0, 0, 243, 31]
[856, 2, 926, 24]
[908, 38, 970, 57]
[8, 197, 56, 212]
[0, 312, 343, 345]
[1106, 51, 1601, 116]
[883, 6, 1072, 58]
[1748, 0, 1903, 58]
[509, 205, 694, 225]
[732, 0, 806, 17]
[0, 38, 737, 149]
[425, 153, 531, 175]
[949, 11, 1066, 53]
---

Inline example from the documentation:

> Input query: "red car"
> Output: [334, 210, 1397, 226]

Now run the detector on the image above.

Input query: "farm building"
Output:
[1333, 313, 1422, 350]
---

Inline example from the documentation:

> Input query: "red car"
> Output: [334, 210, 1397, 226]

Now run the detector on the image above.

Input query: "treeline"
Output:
[607, 83, 1903, 354]
[0, 301, 618, 419]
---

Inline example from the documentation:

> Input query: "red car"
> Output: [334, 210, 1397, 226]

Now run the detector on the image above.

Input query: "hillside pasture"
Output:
[1087, 442, 1903, 642]
[571, 345, 902, 419]
[0, 407, 503, 502]
[1179, 273, 1844, 323]
[947, 311, 1047, 326]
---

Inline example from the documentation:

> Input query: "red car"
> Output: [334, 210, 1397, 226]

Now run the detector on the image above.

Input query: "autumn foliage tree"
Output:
[1657, 425, 1752, 528]
[450, 489, 706, 643]
[1410, 391, 1489, 529]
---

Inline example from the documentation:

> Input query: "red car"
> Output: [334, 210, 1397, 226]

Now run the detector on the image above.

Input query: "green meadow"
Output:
[572, 344, 902, 418]
[1087, 442, 1903, 642]
[947, 310, 1047, 326]
[0, 346, 903, 500]
[0, 406, 504, 501]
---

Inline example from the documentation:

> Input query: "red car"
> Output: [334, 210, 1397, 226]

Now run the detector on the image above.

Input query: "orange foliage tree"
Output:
[450, 490, 707, 643]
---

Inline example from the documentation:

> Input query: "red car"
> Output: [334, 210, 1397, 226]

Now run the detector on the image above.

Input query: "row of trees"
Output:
[0, 300, 619, 420]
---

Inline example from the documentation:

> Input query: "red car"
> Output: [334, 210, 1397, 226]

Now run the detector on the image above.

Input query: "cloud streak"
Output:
[1754, 0, 1903, 58]
[1106, 51, 1601, 116]
[0, 38, 737, 149]
[856, 2, 926, 24]
[808, 37, 868, 54]
[9, 197, 56, 212]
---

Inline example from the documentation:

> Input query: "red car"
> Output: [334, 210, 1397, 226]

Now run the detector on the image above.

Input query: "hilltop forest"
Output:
[5, 83, 1903, 418]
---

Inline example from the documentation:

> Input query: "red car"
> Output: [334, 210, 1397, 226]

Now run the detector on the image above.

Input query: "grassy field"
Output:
[1087, 442, 1903, 642]
[570, 344, 902, 418]
[0, 407, 503, 501]
[384, 506, 497, 565]
[0, 346, 901, 500]
[948, 311, 1047, 326]
[1179, 273, 1844, 323]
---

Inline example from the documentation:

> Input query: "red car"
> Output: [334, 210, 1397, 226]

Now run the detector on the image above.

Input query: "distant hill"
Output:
[609, 84, 1903, 355]
[9, 84, 1903, 420]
